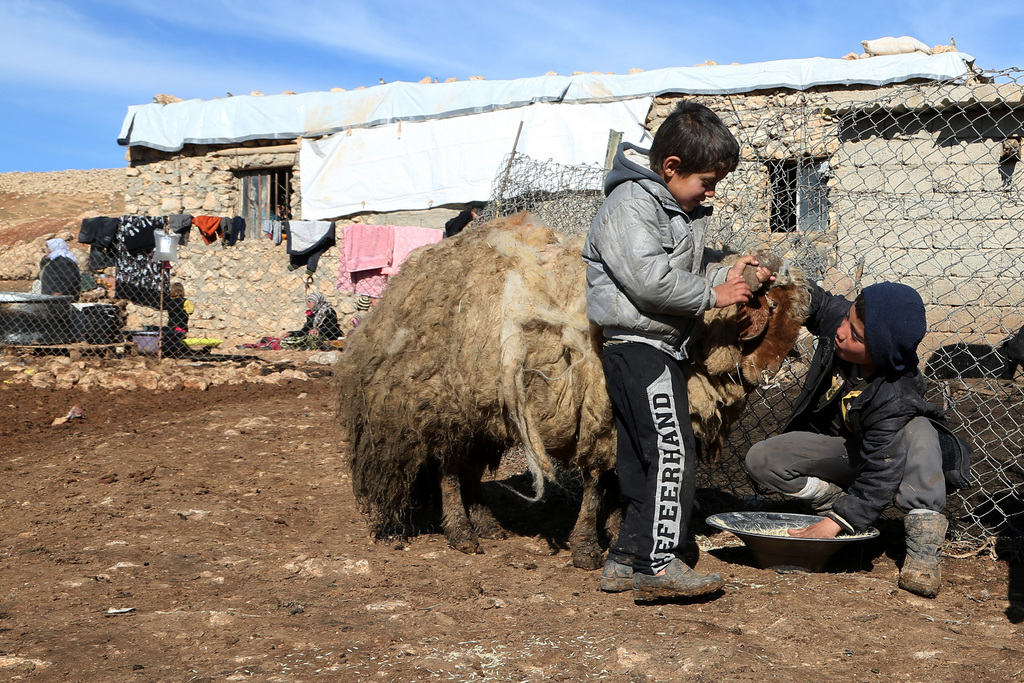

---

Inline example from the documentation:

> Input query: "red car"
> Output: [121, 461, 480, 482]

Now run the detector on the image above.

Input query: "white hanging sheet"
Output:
[300, 98, 653, 219]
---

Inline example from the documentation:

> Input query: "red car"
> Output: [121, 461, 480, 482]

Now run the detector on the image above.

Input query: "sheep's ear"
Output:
[773, 258, 793, 286]
[741, 264, 760, 290]
[739, 296, 771, 341]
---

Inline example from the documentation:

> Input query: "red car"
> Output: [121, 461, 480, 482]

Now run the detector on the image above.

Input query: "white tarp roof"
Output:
[300, 98, 653, 219]
[119, 53, 972, 152]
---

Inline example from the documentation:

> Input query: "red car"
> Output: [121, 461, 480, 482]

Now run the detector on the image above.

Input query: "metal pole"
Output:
[157, 262, 165, 360]
[496, 120, 524, 215]
[604, 129, 623, 171]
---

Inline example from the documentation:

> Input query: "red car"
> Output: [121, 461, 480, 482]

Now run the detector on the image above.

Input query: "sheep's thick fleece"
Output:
[581, 143, 729, 360]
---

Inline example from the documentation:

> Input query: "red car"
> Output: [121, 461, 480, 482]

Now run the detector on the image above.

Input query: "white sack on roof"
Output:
[300, 98, 653, 219]
[119, 53, 972, 153]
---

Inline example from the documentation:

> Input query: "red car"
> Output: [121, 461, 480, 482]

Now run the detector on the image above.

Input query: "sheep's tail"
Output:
[499, 270, 554, 503]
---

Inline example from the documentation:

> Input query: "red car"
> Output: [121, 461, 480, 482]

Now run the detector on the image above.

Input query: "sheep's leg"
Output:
[440, 457, 481, 554]
[462, 457, 506, 540]
[570, 466, 608, 570]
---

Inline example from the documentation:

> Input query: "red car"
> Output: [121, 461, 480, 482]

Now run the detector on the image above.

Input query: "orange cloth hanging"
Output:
[192, 215, 223, 245]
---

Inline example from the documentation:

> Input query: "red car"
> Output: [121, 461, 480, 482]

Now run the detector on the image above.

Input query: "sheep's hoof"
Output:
[468, 506, 507, 539]
[445, 530, 482, 555]
[476, 525, 507, 540]
[571, 541, 604, 570]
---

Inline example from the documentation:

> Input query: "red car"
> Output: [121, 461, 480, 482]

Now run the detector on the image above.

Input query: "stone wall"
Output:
[126, 142, 300, 218]
[118, 80, 1024, 350]
[649, 83, 1024, 348]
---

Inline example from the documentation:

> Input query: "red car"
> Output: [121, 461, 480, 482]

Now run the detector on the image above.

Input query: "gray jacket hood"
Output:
[581, 143, 728, 357]
[604, 143, 667, 197]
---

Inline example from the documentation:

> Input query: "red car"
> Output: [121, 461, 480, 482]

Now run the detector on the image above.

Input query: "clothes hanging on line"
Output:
[286, 220, 335, 274]
[380, 226, 442, 275]
[225, 216, 247, 246]
[114, 216, 166, 307]
[192, 215, 223, 245]
[120, 214, 160, 254]
[78, 216, 119, 247]
[336, 263, 388, 297]
[336, 225, 388, 297]
[168, 214, 194, 246]
[344, 224, 394, 272]
[261, 219, 283, 245]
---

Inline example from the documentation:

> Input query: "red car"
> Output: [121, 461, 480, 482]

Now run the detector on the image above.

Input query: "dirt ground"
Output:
[0, 378, 1020, 682]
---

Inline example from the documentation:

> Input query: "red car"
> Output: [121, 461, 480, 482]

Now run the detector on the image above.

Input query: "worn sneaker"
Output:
[632, 558, 725, 602]
[599, 558, 634, 593]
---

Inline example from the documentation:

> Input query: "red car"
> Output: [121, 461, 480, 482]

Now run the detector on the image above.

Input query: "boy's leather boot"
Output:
[633, 558, 724, 603]
[898, 511, 948, 598]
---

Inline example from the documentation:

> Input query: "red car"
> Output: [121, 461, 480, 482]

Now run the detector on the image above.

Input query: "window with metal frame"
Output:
[768, 158, 829, 233]
[239, 168, 293, 237]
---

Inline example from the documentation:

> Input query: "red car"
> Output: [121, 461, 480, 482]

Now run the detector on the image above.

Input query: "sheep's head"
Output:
[736, 254, 810, 385]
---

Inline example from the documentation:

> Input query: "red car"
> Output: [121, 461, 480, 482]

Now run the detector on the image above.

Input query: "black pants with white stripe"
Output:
[602, 342, 697, 575]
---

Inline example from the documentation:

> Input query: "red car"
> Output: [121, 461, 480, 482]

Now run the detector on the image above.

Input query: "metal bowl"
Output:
[705, 511, 879, 572]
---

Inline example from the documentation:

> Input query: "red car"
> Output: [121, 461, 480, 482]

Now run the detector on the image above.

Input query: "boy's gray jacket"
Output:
[581, 143, 729, 358]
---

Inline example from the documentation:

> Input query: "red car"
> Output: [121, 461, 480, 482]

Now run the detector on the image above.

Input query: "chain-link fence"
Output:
[1, 216, 388, 358]
[3, 69, 1022, 554]
[484, 70, 1024, 554]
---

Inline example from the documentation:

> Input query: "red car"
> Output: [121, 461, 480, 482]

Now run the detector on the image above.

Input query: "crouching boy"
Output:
[583, 102, 772, 603]
[744, 282, 971, 597]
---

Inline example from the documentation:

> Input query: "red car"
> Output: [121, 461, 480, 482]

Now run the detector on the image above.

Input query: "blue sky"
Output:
[1, 0, 1022, 173]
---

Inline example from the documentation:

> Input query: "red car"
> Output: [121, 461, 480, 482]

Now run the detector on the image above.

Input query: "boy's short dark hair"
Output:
[649, 102, 740, 176]
[854, 292, 866, 323]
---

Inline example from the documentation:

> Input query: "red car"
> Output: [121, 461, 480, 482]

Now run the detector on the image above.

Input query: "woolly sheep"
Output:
[337, 214, 810, 569]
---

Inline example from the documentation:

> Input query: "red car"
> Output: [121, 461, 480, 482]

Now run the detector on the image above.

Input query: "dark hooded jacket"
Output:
[40, 256, 81, 301]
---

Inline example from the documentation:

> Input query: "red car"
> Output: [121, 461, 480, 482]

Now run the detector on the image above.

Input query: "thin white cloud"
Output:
[0, 0, 328, 99]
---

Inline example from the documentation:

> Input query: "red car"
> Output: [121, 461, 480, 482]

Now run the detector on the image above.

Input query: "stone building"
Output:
[116, 51, 1020, 348]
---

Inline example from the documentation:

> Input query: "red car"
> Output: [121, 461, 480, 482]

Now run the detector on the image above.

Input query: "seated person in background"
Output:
[286, 292, 343, 342]
[744, 282, 971, 598]
[443, 204, 482, 238]
[39, 238, 82, 301]
[166, 281, 193, 333]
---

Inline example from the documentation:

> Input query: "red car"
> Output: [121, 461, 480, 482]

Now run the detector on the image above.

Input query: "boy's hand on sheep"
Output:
[714, 255, 775, 306]
[728, 255, 775, 288]
[713, 278, 754, 307]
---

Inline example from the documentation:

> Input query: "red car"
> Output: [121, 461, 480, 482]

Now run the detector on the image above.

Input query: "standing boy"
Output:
[744, 282, 971, 598]
[583, 102, 770, 602]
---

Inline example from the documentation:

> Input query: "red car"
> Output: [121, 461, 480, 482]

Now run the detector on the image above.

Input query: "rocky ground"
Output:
[0, 349, 339, 392]
[2, 170, 1023, 682]
[1, 375, 1022, 682]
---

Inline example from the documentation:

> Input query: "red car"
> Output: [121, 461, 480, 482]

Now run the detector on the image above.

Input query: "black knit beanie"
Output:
[861, 282, 926, 374]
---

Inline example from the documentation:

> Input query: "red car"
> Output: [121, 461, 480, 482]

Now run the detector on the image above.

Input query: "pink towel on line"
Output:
[345, 224, 394, 272]
[336, 267, 389, 297]
[336, 227, 389, 296]
[381, 226, 443, 275]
